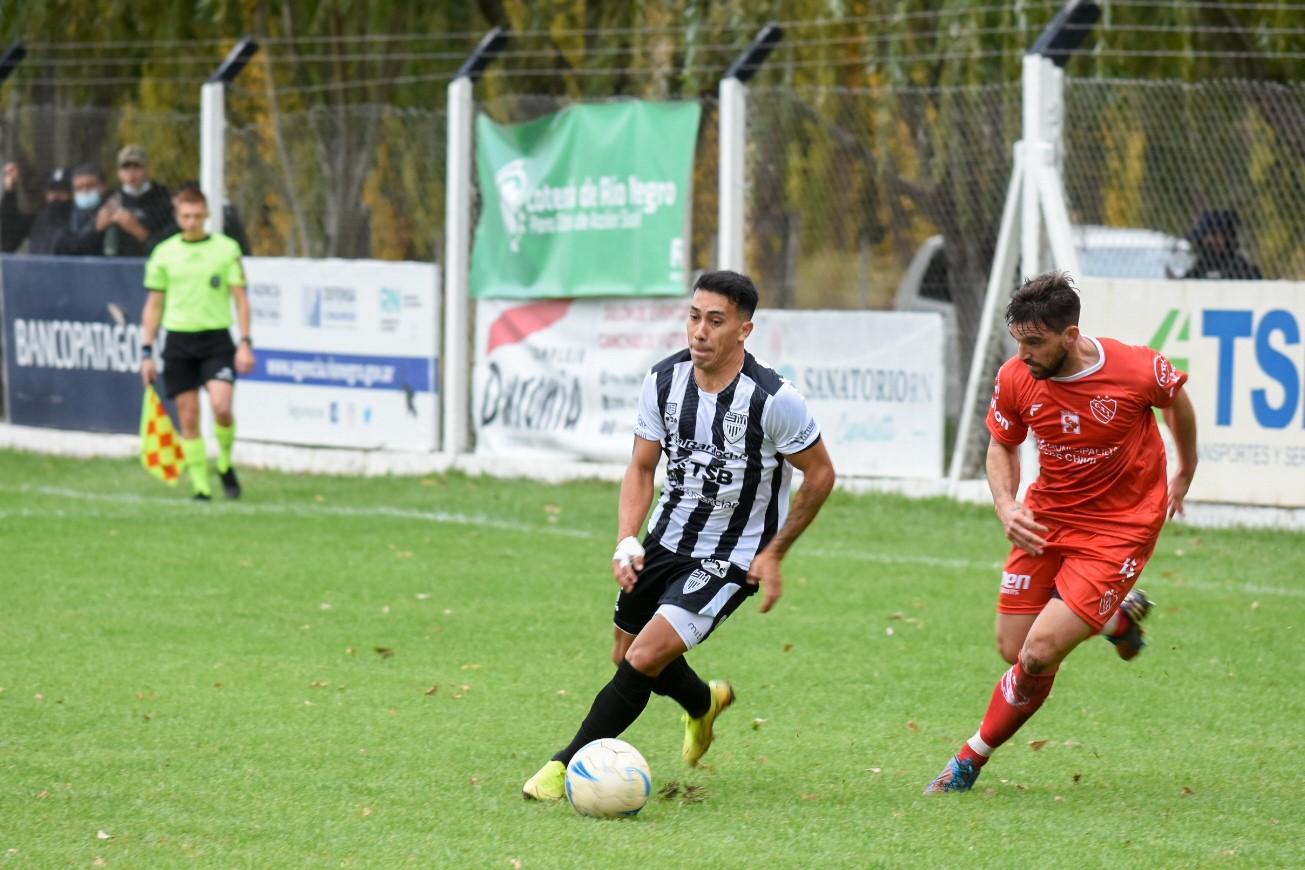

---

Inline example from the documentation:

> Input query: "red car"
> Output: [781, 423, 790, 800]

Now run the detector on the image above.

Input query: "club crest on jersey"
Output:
[724, 411, 748, 443]
[1089, 396, 1117, 425]
[1154, 355, 1179, 388]
[683, 569, 711, 594]
[663, 402, 678, 427]
[1061, 410, 1081, 434]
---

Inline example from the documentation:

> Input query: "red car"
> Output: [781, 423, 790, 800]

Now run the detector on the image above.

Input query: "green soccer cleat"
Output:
[522, 760, 566, 801]
[682, 680, 735, 767]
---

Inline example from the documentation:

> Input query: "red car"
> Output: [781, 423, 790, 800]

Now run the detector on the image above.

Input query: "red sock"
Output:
[974, 657, 1057, 756]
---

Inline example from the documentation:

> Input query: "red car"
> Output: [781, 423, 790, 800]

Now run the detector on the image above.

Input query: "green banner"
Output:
[471, 100, 701, 299]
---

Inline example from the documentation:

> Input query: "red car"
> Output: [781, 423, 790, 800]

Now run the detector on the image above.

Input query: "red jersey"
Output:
[986, 336, 1188, 543]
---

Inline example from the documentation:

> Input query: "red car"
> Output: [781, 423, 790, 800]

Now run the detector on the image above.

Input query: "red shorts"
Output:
[997, 526, 1157, 631]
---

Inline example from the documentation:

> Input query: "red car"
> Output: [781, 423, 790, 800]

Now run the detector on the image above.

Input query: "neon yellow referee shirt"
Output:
[144, 233, 246, 333]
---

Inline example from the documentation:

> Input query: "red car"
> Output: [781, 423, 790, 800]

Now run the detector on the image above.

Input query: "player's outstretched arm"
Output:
[1161, 386, 1198, 518]
[748, 438, 835, 614]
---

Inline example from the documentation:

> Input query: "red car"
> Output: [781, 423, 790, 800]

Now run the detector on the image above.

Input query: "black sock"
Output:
[653, 655, 711, 718]
[553, 659, 656, 765]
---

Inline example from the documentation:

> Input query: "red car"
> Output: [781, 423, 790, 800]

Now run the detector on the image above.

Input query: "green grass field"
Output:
[1, 449, 1302, 868]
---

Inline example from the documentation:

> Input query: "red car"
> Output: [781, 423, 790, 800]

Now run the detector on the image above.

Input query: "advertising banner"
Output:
[473, 298, 945, 477]
[1079, 278, 1304, 506]
[750, 310, 944, 478]
[471, 100, 700, 299]
[235, 258, 440, 451]
[2, 255, 150, 433]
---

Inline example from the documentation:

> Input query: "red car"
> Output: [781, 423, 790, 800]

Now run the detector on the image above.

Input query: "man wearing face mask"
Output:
[66, 164, 111, 255]
[97, 144, 178, 257]
[0, 162, 75, 254]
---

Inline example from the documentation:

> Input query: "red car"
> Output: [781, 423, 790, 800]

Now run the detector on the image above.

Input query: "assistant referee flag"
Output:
[140, 384, 185, 484]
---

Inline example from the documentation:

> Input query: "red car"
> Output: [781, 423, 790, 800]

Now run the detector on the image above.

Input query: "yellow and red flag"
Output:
[140, 384, 185, 484]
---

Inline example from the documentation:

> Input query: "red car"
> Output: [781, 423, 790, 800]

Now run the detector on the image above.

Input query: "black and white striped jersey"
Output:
[633, 349, 822, 568]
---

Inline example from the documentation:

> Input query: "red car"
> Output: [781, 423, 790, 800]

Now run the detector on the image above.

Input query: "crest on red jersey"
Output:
[1089, 396, 1117, 425]
[1154, 355, 1179, 388]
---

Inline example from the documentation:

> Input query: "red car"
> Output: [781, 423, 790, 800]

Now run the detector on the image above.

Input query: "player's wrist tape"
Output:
[613, 536, 645, 567]
[141, 344, 153, 354]
[239, 336, 252, 346]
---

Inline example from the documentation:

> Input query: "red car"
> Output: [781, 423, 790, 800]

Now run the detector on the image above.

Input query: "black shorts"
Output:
[160, 329, 237, 399]
[613, 540, 755, 640]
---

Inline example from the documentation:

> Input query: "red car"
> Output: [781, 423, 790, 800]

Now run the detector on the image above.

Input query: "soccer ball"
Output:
[564, 738, 652, 819]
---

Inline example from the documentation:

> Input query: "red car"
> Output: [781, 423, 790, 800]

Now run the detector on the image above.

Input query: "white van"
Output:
[895, 226, 1191, 415]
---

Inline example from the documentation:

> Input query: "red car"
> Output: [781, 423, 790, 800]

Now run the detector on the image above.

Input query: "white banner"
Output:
[751, 310, 944, 478]
[473, 298, 944, 477]
[232, 258, 440, 451]
[1079, 278, 1304, 506]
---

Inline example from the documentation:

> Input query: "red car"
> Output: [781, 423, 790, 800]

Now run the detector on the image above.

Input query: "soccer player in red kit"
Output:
[925, 270, 1198, 793]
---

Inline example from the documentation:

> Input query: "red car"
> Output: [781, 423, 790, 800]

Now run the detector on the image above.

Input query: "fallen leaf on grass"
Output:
[801, 793, 821, 801]
[461, 664, 483, 670]
[658, 781, 706, 804]
[375, 647, 395, 659]
[362, 807, 372, 816]
[1182, 786, 1196, 796]
[783, 643, 794, 652]
[37, 790, 48, 800]
[470, 777, 480, 788]
[510, 860, 523, 869]
[905, 721, 919, 731]
[751, 718, 768, 731]
[1028, 739, 1048, 752]
[96, 831, 113, 840]
[425, 686, 439, 696]
[866, 768, 882, 774]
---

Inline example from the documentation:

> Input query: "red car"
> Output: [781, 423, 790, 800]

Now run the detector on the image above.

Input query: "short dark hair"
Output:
[1006, 270, 1080, 333]
[72, 163, 105, 182]
[693, 270, 759, 319]
[173, 186, 208, 208]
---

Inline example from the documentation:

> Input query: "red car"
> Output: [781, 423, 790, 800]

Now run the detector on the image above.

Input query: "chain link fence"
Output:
[2, 73, 1301, 449]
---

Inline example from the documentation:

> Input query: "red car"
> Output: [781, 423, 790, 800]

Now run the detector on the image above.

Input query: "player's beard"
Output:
[1027, 346, 1069, 380]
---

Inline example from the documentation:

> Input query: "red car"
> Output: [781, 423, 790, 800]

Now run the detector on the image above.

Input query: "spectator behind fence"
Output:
[1176, 209, 1262, 280]
[176, 180, 251, 255]
[97, 144, 178, 257]
[1, 162, 74, 254]
[66, 163, 111, 255]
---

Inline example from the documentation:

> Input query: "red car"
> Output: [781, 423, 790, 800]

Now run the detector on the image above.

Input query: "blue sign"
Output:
[2, 255, 150, 433]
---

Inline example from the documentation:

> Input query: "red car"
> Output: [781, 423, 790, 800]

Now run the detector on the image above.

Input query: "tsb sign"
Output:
[1203, 309, 1302, 429]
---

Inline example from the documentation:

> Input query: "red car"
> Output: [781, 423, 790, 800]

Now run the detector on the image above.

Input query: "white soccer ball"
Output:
[565, 738, 652, 819]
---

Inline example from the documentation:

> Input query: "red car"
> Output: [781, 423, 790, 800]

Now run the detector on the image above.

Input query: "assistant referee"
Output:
[139, 187, 254, 500]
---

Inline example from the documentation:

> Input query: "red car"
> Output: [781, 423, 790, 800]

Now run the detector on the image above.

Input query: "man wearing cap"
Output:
[97, 144, 178, 257]
[0, 162, 75, 254]
[1179, 209, 1262, 280]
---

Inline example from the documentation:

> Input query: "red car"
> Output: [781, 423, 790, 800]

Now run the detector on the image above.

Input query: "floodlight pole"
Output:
[443, 28, 509, 456]
[200, 37, 258, 235]
[718, 22, 783, 272]
[948, 0, 1100, 490]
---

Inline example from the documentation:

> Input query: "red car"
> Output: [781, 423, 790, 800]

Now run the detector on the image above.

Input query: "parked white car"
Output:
[895, 226, 1191, 415]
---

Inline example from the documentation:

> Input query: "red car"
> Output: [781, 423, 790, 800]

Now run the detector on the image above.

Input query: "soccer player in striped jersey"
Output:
[925, 270, 1198, 794]
[524, 270, 836, 801]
